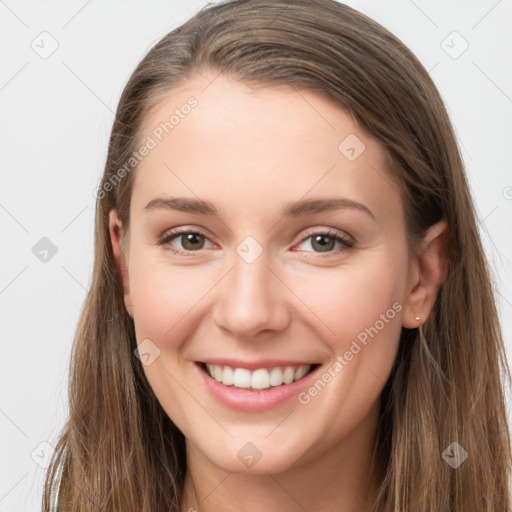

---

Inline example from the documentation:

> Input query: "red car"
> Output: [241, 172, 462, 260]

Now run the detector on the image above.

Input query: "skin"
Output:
[109, 71, 448, 512]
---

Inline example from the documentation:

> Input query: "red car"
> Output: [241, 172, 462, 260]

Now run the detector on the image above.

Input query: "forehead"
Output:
[132, 73, 402, 225]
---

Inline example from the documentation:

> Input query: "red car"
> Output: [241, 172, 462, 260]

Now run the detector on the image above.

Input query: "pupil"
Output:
[182, 233, 204, 250]
[313, 234, 334, 252]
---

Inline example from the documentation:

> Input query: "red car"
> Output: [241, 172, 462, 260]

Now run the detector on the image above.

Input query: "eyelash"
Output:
[157, 227, 355, 257]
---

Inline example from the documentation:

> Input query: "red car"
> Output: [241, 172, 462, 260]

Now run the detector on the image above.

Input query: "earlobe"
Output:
[402, 219, 449, 328]
[108, 209, 133, 318]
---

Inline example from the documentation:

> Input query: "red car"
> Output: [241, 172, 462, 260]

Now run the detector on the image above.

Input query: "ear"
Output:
[402, 219, 449, 328]
[109, 209, 133, 318]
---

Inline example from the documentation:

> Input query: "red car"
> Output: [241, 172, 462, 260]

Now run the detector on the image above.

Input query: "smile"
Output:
[203, 362, 316, 390]
[195, 360, 321, 411]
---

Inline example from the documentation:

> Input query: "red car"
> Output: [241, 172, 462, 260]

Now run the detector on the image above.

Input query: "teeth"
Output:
[251, 369, 269, 390]
[282, 367, 294, 384]
[222, 365, 234, 386]
[205, 363, 312, 390]
[233, 368, 251, 388]
[269, 367, 283, 386]
[294, 365, 309, 380]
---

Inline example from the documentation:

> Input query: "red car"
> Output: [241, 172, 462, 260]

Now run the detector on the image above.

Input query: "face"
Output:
[110, 72, 425, 475]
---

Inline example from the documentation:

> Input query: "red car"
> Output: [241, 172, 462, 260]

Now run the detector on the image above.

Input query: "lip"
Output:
[194, 361, 321, 412]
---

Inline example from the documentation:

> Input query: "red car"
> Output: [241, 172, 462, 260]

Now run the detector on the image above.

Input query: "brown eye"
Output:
[158, 229, 214, 254]
[295, 230, 354, 256]
[180, 232, 205, 250]
[310, 234, 335, 252]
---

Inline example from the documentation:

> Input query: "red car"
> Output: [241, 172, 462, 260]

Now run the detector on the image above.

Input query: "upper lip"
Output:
[197, 359, 319, 370]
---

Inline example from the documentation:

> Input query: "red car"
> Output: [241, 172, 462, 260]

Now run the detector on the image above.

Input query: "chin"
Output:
[196, 436, 308, 475]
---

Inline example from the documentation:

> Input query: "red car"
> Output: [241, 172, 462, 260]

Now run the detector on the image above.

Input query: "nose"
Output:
[211, 252, 291, 339]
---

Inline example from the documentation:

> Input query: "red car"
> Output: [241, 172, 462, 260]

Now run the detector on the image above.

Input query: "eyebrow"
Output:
[144, 196, 375, 220]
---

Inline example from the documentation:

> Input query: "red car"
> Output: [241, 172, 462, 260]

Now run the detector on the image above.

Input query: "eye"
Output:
[157, 227, 355, 257]
[295, 228, 354, 255]
[158, 228, 215, 254]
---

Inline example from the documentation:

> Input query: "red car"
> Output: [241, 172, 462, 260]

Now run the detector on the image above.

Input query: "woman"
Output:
[43, 0, 512, 510]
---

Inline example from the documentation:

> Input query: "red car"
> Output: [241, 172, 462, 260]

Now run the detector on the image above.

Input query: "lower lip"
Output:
[195, 362, 321, 412]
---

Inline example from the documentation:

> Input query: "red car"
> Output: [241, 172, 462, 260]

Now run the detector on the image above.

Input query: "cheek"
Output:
[128, 252, 214, 342]
[286, 250, 407, 391]
[290, 257, 406, 339]
[287, 257, 405, 437]
[127, 254, 214, 426]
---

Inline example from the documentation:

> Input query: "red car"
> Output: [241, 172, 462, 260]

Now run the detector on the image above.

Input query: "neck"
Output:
[179, 401, 381, 512]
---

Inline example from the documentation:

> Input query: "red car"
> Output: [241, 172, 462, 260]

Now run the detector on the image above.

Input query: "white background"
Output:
[1, 1, 511, 509]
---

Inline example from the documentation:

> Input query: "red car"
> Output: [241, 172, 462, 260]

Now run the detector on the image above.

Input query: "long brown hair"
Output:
[43, 1, 512, 510]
